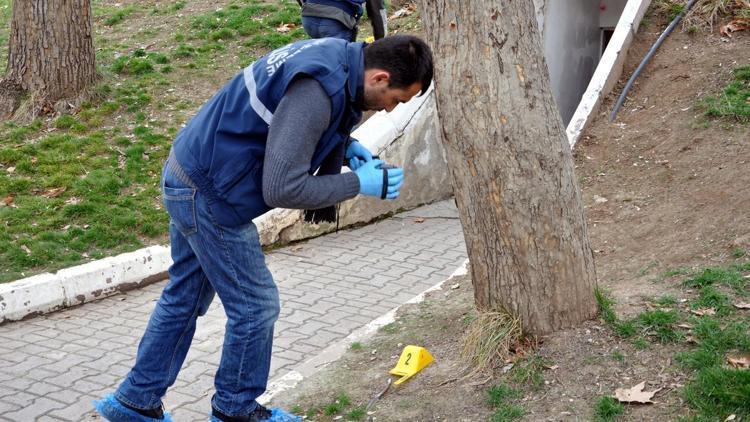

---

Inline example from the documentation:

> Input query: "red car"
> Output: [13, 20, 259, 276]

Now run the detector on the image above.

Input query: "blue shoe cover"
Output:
[268, 408, 302, 422]
[93, 393, 172, 422]
[208, 408, 300, 422]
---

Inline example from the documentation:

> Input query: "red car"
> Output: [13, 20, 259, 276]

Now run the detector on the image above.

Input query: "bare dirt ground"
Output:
[270, 14, 750, 422]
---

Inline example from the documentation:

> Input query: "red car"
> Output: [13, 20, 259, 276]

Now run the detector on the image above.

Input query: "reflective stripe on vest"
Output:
[243, 65, 274, 125]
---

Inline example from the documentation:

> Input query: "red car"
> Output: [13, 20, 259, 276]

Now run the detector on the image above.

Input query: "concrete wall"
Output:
[540, 0, 603, 125]
[254, 85, 453, 246]
[601, 0, 629, 28]
[567, 0, 652, 146]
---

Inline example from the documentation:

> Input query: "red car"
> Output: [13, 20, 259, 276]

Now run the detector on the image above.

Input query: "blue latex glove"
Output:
[354, 160, 404, 199]
[346, 139, 373, 170]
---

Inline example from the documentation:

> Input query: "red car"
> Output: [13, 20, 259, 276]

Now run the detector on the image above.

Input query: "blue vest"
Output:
[172, 38, 365, 226]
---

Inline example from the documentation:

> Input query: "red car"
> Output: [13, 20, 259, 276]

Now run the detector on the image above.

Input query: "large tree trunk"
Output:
[417, 1, 598, 335]
[1, 0, 96, 117]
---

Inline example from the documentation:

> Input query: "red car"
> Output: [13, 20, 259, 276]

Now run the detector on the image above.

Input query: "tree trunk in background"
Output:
[0, 0, 96, 118]
[417, 1, 598, 335]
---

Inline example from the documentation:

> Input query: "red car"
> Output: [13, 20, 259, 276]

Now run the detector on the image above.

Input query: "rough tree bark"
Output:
[417, 1, 598, 335]
[0, 0, 97, 118]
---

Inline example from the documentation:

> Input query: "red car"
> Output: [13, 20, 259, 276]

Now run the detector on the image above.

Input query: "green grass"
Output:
[683, 367, 750, 419]
[487, 383, 525, 422]
[594, 396, 625, 421]
[296, 392, 364, 421]
[380, 322, 399, 333]
[596, 288, 681, 343]
[345, 407, 366, 420]
[0, 0, 314, 283]
[614, 261, 750, 420]
[610, 351, 625, 362]
[662, 267, 691, 278]
[350, 342, 363, 350]
[676, 316, 750, 420]
[653, 294, 678, 306]
[691, 285, 732, 316]
[683, 264, 749, 293]
[509, 354, 549, 390]
[637, 309, 683, 343]
[703, 65, 750, 122]
[596, 287, 618, 324]
[323, 393, 351, 416]
[103, 5, 139, 26]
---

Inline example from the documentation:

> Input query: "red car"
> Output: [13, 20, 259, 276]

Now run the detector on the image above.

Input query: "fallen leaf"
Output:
[6, 166, 15, 174]
[677, 323, 693, 329]
[21, 245, 31, 254]
[725, 414, 737, 421]
[2, 194, 14, 206]
[414, 217, 425, 223]
[544, 364, 559, 370]
[691, 308, 716, 316]
[450, 283, 460, 290]
[390, 4, 415, 19]
[42, 187, 66, 198]
[276, 22, 296, 33]
[727, 353, 750, 368]
[720, 17, 750, 37]
[734, 302, 750, 309]
[614, 381, 661, 404]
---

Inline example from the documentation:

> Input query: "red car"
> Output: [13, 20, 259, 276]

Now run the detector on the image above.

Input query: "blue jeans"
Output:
[301, 16, 356, 41]
[116, 165, 280, 417]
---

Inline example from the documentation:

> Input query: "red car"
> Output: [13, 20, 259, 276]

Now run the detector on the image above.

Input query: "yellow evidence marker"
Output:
[389, 345, 434, 385]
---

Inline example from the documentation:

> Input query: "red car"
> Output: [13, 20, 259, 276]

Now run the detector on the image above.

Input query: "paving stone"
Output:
[0, 400, 22, 417]
[170, 407, 208, 422]
[47, 394, 98, 421]
[3, 397, 65, 420]
[27, 381, 63, 396]
[0, 200, 467, 418]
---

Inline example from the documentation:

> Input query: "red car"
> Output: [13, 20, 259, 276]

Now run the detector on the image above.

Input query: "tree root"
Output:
[0, 78, 24, 119]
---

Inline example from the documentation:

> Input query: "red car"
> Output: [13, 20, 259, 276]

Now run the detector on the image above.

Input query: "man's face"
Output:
[361, 69, 422, 113]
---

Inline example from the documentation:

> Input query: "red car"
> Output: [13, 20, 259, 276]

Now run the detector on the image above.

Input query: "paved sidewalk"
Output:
[0, 200, 466, 421]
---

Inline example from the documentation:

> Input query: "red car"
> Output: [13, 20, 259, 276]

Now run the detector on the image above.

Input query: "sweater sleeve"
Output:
[262, 77, 361, 210]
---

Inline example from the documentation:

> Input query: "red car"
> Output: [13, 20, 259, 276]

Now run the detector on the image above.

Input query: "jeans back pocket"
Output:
[163, 185, 198, 236]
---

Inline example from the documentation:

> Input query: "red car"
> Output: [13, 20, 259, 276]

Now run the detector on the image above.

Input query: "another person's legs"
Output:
[301, 16, 356, 41]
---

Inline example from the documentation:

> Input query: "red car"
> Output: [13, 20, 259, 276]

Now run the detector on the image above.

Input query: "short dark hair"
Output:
[364, 35, 433, 96]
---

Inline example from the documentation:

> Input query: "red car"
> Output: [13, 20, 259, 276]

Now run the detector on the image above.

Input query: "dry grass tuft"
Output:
[461, 310, 523, 375]
[683, 0, 750, 31]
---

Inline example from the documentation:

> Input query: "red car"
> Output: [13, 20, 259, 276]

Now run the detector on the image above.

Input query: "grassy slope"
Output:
[0, 0, 307, 282]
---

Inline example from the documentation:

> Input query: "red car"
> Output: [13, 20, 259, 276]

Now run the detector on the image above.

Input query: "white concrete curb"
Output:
[566, 0, 652, 148]
[258, 258, 469, 404]
[0, 246, 170, 324]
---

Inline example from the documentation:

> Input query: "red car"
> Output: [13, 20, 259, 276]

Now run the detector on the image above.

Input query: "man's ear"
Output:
[372, 70, 391, 85]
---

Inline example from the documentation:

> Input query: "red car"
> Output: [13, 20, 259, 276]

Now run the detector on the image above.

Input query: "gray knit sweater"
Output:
[262, 77, 361, 210]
